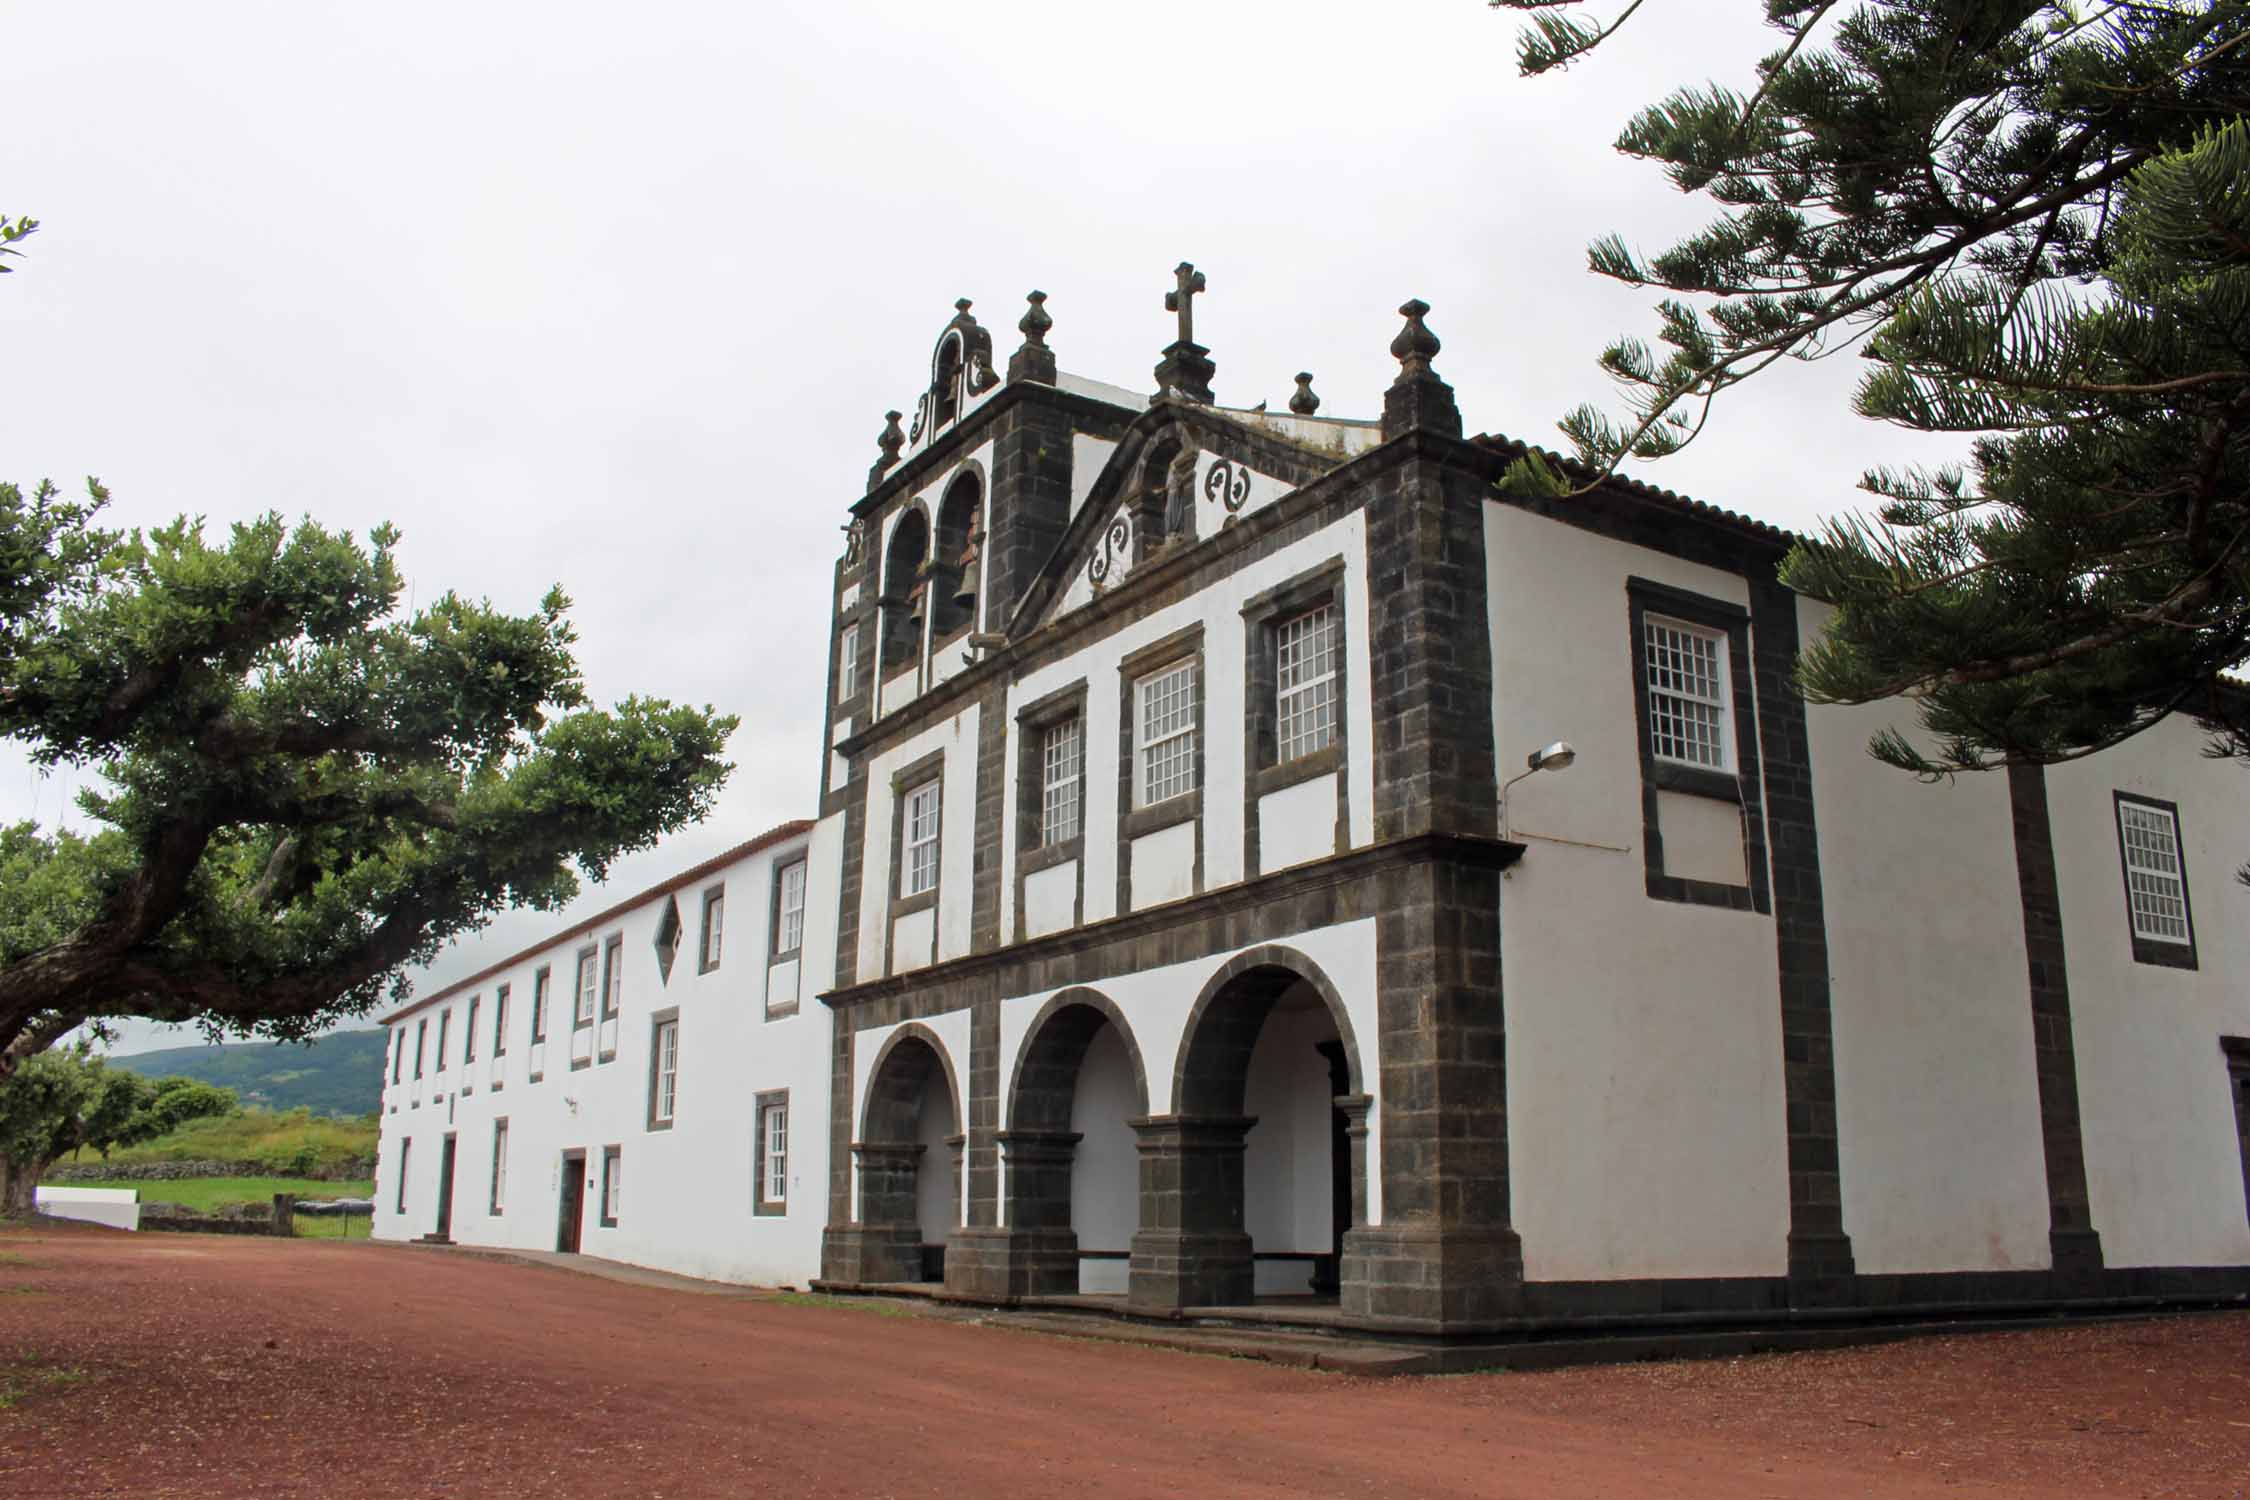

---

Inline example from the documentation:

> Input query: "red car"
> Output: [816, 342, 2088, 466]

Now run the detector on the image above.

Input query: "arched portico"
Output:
[947, 989, 1149, 1300]
[1131, 946, 1372, 1311]
[823, 1023, 962, 1286]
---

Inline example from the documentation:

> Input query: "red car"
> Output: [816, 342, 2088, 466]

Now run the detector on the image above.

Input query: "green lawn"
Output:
[49, 1175, 377, 1238]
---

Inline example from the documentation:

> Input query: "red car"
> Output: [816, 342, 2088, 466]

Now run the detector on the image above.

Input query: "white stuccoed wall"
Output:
[2048, 714, 2250, 1269]
[1804, 593, 2053, 1274]
[1486, 501, 1790, 1281]
[374, 827, 833, 1288]
[853, 706, 982, 982]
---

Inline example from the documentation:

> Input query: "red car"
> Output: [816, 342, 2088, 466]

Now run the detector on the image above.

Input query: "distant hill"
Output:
[108, 1030, 387, 1117]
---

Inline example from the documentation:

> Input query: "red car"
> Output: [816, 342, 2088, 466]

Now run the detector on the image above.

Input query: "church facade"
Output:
[373, 271, 2250, 1339]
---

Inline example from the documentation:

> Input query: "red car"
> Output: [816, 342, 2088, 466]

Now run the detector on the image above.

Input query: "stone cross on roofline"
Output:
[1153, 260, 1216, 404]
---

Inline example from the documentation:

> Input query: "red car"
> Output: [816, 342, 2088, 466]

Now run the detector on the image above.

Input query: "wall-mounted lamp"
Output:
[1499, 740, 1576, 840]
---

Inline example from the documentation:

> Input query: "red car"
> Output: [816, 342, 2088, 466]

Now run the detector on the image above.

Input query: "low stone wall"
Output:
[46, 1158, 375, 1184]
[138, 1195, 297, 1237]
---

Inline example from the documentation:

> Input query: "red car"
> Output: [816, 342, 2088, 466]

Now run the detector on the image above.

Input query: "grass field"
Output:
[76, 1107, 377, 1176]
[52, 1176, 379, 1239]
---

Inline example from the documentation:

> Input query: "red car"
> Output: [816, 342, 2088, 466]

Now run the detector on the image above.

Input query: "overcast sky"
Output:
[5, 1, 1962, 1054]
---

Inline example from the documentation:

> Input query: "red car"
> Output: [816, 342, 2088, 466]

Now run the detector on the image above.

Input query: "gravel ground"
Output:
[1, 1220, 2245, 1498]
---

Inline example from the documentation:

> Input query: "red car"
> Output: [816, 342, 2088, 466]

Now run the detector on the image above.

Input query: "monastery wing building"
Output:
[374, 272, 2250, 1342]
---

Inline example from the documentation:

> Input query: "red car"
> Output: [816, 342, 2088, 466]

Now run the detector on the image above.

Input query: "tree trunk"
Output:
[0, 1151, 44, 1218]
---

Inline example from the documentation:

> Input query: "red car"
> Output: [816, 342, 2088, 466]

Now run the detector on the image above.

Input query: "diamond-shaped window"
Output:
[653, 894, 683, 985]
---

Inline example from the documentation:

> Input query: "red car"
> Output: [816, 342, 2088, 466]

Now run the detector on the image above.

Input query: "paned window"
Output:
[1136, 659, 1200, 806]
[839, 623, 859, 701]
[774, 861, 807, 955]
[599, 1146, 621, 1227]
[531, 968, 551, 1042]
[764, 1102, 788, 1205]
[391, 1031, 403, 1085]
[1042, 716, 1084, 845]
[436, 1009, 451, 1069]
[1643, 616, 1730, 771]
[1275, 605, 1338, 762]
[700, 885, 726, 972]
[903, 780, 941, 897]
[574, 949, 597, 1027]
[489, 1119, 509, 1214]
[395, 1138, 411, 1213]
[492, 985, 510, 1057]
[2118, 799, 2191, 944]
[414, 1018, 427, 1078]
[601, 936, 624, 1020]
[464, 996, 480, 1063]
[652, 1019, 679, 1125]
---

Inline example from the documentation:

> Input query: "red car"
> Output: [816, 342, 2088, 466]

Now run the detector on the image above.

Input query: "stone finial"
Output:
[1007, 289, 1057, 385]
[1153, 260, 1216, 403]
[1381, 298, 1461, 440]
[867, 410, 905, 492]
[1289, 372, 1321, 416]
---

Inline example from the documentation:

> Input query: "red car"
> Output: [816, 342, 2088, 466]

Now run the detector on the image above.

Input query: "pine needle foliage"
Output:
[1494, 1, 2250, 875]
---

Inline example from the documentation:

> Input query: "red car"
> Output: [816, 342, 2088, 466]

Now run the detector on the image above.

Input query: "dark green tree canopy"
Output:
[0, 1045, 236, 1213]
[1493, 1, 2250, 832]
[0, 480, 736, 1073]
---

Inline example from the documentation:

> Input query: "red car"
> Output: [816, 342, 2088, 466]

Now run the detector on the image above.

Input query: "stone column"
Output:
[946, 1130, 1082, 1300]
[820, 1142, 924, 1285]
[1127, 1115, 1256, 1310]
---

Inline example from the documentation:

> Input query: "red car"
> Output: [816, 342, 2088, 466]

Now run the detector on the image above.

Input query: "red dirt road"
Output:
[2, 1223, 2247, 1499]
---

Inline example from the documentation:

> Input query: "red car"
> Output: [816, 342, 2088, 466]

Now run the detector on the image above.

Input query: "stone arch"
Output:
[931, 329, 966, 430]
[860, 1020, 962, 1147]
[1005, 987, 1150, 1133]
[1170, 945, 1364, 1116]
[879, 503, 931, 673]
[929, 467, 985, 641]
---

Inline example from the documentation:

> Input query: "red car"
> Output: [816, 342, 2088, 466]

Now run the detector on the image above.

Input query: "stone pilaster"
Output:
[948, 1128, 1083, 1299]
[1127, 1115, 1255, 1310]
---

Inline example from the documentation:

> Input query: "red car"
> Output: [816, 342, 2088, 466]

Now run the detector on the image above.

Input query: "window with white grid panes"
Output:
[2117, 799, 2191, 944]
[903, 781, 940, 897]
[489, 1119, 509, 1213]
[1042, 716, 1084, 845]
[775, 860, 806, 954]
[574, 949, 597, 1027]
[492, 985, 509, 1057]
[700, 885, 725, 972]
[436, 1008, 451, 1069]
[531, 968, 550, 1042]
[1643, 615, 1731, 771]
[1136, 659, 1200, 806]
[652, 1020, 679, 1124]
[600, 936, 623, 1020]
[838, 623, 859, 701]
[1275, 605, 1338, 762]
[464, 996, 479, 1063]
[764, 1102, 788, 1205]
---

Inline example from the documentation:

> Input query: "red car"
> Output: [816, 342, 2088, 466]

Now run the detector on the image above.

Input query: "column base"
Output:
[1339, 1224, 1523, 1329]
[1128, 1229, 1254, 1310]
[1785, 1230, 1859, 1305]
[2049, 1227, 2106, 1279]
[821, 1224, 922, 1286]
[944, 1227, 1080, 1300]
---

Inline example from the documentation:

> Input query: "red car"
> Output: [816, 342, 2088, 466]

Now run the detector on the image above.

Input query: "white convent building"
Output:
[374, 272, 2250, 1339]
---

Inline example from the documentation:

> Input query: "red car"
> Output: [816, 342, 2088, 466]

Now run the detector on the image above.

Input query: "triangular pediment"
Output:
[1012, 404, 1353, 635]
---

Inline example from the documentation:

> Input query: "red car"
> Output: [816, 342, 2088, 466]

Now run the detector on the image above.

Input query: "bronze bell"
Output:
[952, 506, 982, 614]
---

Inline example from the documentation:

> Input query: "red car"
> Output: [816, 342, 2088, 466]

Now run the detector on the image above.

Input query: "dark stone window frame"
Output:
[395, 1137, 411, 1214]
[463, 995, 480, 1066]
[646, 1007, 681, 1132]
[436, 1007, 451, 1071]
[391, 1029, 403, 1085]
[1625, 577, 1770, 914]
[1014, 678, 1090, 941]
[1115, 624, 1207, 915]
[753, 1088, 790, 1217]
[885, 748, 947, 971]
[488, 1116, 510, 1216]
[697, 882, 726, 975]
[2222, 1036, 2250, 1226]
[491, 982, 510, 1060]
[529, 965, 551, 1083]
[2113, 791, 2198, 970]
[598, 1144, 622, 1228]
[569, 944, 597, 1073]
[598, 933, 624, 1063]
[1241, 559, 1352, 880]
[769, 860, 807, 962]
[414, 1017, 427, 1079]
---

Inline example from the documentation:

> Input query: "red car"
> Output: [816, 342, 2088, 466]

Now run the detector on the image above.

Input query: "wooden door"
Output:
[557, 1151, 585, 1253]
[435, 1134, 458, 1241]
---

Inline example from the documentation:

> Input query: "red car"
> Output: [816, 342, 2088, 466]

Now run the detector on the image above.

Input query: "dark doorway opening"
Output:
[433, 1134, 458, 1243]
[557, 1150, 586, 1254]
